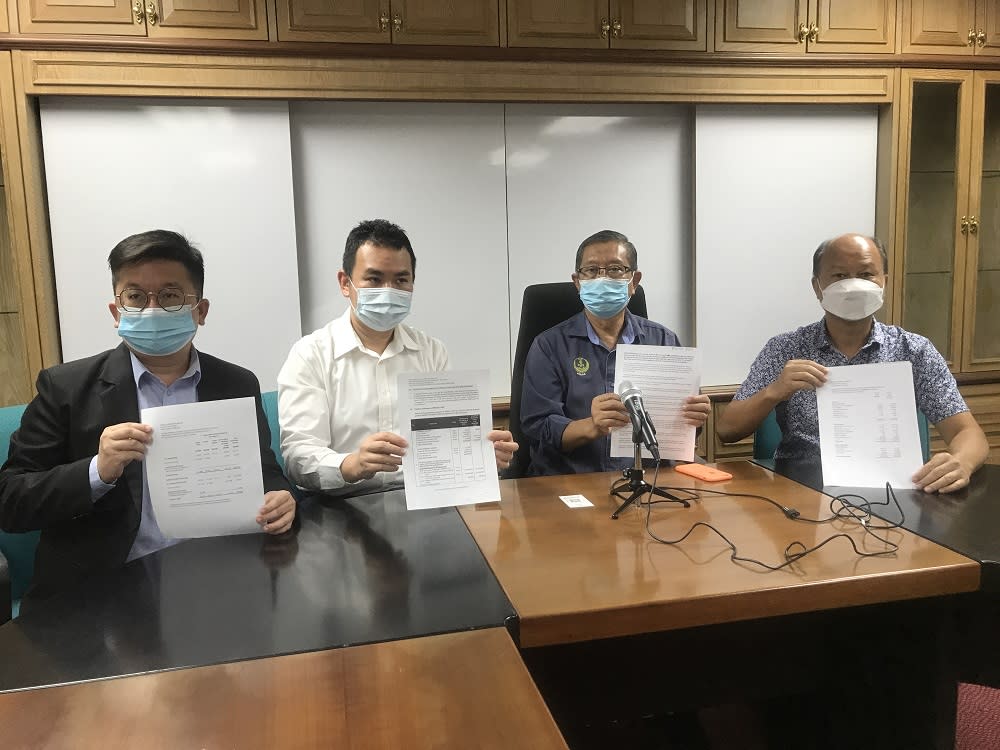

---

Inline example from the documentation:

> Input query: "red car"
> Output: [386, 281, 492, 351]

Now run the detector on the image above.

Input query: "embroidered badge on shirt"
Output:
[573, 356, 590, 376]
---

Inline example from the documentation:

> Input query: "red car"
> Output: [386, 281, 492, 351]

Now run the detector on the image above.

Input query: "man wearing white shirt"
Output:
[278, 219, 517, 496]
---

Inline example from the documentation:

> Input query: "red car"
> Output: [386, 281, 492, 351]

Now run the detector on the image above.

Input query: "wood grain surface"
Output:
[460, 461, 980, 646]
[0, 628, 568, 750]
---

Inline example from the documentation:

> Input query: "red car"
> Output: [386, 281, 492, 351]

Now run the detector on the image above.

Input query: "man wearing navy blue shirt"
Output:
[718, 232, 989, 494]
[520, 230, 711, 476]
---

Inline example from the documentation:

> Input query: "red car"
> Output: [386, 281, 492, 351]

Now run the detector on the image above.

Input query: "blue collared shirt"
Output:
[88, 349, 202, 561]
[733, 320, 968, 460]
[520, 310, 681, 476]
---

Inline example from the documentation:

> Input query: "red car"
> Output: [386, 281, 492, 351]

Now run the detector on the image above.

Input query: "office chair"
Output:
[0, 403, 40, 623]
[506, 282, 647, 479]
[260, 390, 285, 473]
[752, 407, 932, 463]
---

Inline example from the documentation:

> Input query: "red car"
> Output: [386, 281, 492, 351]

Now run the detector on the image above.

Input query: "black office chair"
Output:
[506, 281, 648, 479]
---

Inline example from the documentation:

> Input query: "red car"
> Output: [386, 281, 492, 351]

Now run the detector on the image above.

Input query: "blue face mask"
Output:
[117, 307, 198, 356]
[350, 281, 412, 332]
[579, 278, 630, 319]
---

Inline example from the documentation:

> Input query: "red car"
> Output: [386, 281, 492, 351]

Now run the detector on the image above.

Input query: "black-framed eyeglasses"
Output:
[116, 288, 199, 313]
[576, 265, 634, 280]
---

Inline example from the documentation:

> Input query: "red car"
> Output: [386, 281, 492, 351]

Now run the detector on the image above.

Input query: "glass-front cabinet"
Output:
[968, 75, 1000, 371]
[897, 70, 1000, 376]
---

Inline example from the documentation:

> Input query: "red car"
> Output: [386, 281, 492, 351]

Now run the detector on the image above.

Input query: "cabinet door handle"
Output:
[601, 18, 610, 38]
[378, 11, 389, 32]
[808, 22, 819, 43]
[968, 28, 977, 46]
[392, 13, 401, 32]
[144, 0, 157, 25]
[131, 0, 144, 24]
[797, 22, 808, 43]
[970, 215, 980, 234]
[611, 19, 622, 38]
[978, 29, 987, 47]
[961, 215, 970, 234]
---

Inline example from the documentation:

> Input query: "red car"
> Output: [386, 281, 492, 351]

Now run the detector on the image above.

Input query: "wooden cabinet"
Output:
[277, 0, 500, 45]
[18, 0, 267, 37]
[715, 0, 896, 54]
[709, 399, 752, 462]
[507, 0, 706, 50]
[0, 183, 31, 407]
[929, 384, 1000, 463]
[895, 70, 1000, 376]
[613, 0, 707, 49]
[902, 0, 1000, 55]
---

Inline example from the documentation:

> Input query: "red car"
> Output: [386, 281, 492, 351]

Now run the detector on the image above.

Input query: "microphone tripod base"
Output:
[610, 467, 689, 520]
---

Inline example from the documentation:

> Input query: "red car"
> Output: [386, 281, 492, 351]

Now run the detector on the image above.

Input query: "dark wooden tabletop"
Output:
[758, 459, 1000, 590]
[0, 488, 515, 693]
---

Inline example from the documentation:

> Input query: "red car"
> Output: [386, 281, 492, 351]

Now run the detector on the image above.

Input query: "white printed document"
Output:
[816, 362, 924, 489]
[611, 345, 701, 462]
[398, 369, 500, 510]
[141, 396, 263, 538]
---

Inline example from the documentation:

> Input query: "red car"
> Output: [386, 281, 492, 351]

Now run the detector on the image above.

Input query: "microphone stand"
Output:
[610, 424, 689, 520]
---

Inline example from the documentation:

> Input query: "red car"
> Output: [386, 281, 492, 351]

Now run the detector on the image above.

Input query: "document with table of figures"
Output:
[398, 369, 500, 510]
[141, 396, 263, 538]
[816, 361, 924, 489]
[611, 344, 702, 462]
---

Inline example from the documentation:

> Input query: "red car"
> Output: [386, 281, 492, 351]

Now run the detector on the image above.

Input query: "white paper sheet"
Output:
[816, 362, 924, 489]
[611, 345, 701, 462]
[398, 369, 501, 510]
[141, 396, 264, 538]
[559, 494, 594, 508]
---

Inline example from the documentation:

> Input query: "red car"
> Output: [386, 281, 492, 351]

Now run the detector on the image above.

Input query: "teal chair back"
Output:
[0, 403, 40, 619]
[752, 407, 931, 463]
[260, 391, 285, 472]
[752, 409, 782, 461]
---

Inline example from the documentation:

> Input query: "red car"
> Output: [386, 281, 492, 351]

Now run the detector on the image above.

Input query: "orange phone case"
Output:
[674, 463, 733, 482]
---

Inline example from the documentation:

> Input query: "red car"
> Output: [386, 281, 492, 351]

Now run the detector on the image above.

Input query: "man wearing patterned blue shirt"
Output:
[718, 233, 988, 494]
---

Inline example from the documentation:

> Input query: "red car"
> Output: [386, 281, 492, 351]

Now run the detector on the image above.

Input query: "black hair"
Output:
[343, 219, 416, 278]
[575, 229, 638, 270]
[108, 230, 205, 296]
[812, 234, 888, 278]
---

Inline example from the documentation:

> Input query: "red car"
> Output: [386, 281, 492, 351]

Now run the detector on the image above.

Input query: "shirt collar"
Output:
[331, 307, 423, 360]
[814, 318, 884, 353]
[130, 347, 202, 388]
[578, 309, 640, 346]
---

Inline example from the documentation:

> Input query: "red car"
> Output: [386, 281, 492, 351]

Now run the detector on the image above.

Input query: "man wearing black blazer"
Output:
[0, 230, 296, 603]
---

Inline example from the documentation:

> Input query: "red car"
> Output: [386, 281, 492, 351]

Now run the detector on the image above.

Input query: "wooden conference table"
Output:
[0, 462, 983, 748]
[461, 461, 980, 749]
[758, 457, 1000, 687]
[757, 459, 1000, 589]
[0, 627, 568, 750]
[0, 488, 516, 692]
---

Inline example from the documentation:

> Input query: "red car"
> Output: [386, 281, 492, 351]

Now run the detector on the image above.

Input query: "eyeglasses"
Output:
[576, 265, 634, 280]
[116, 287, 199, 313]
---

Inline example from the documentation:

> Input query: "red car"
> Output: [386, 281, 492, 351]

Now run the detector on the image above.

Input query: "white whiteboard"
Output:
[694, 105, 878, 386]
[505, 104, 693, 356]
[290, 101, 511, 395]
[39, 98, 301, 391]
[38, 99, 882, 398]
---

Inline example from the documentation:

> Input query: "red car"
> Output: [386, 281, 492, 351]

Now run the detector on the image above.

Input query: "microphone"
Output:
[618, 381, 660, 461]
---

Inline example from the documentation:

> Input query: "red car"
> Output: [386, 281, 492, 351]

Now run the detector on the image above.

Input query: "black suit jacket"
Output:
[0, 344, 292, 600]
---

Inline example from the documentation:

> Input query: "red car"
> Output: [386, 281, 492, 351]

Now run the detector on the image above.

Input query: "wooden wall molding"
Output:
[15, 51, 894, 102]
[3, 34, 1000, 73]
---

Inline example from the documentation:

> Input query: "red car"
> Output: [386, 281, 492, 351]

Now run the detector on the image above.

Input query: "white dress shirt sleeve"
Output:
[277, 338, 356, 492]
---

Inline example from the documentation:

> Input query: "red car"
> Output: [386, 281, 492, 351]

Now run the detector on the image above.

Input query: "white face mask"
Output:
[819, 278, 884, 321]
